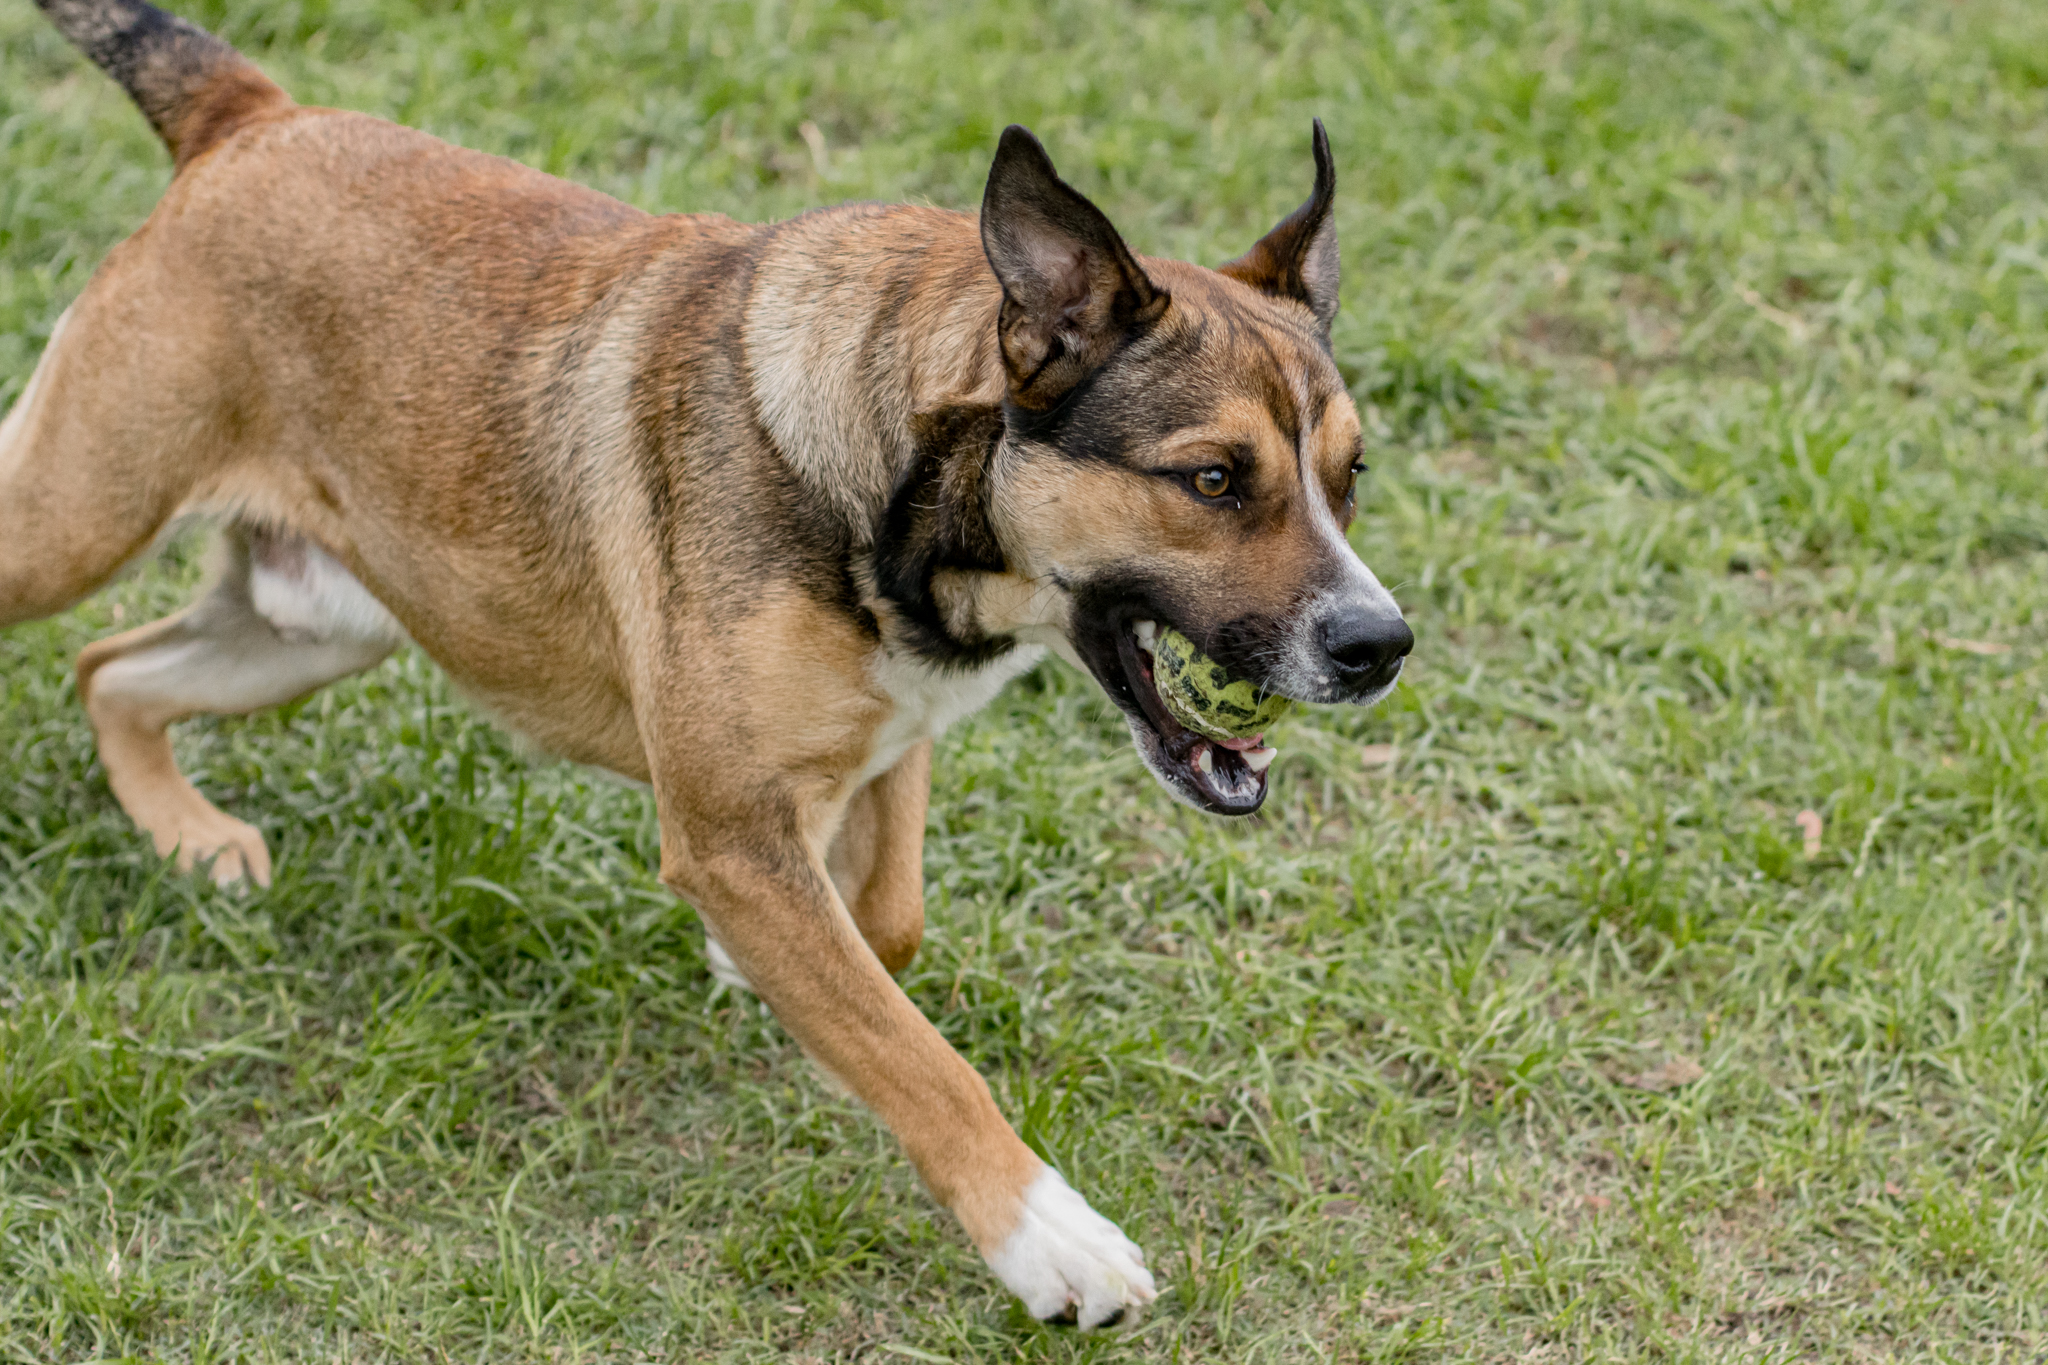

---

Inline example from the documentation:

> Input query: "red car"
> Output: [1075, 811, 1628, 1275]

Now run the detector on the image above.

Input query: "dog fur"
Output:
[8, 0, 1413, 1325]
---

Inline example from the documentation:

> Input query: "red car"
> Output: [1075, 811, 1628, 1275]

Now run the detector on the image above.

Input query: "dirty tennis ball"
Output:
[1152, 626, 1293, 741]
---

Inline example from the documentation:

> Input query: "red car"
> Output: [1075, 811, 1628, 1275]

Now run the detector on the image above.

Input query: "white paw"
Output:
[984, 1167, 1157, 1329]
[702, 933, 755, 993]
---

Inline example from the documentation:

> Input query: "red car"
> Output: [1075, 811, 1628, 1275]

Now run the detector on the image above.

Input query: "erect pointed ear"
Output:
[1218, 119, 1340, 331]
[980, 125, 1169, 410]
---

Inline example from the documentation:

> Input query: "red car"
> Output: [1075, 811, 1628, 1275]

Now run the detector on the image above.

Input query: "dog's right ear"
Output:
[981, 126, 1168, 410]
[1218, 119, 1341, 333]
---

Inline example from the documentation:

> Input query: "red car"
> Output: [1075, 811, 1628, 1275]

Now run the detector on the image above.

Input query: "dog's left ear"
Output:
[981, 125, 1168, 410]
[1219, 119, 1340, 332]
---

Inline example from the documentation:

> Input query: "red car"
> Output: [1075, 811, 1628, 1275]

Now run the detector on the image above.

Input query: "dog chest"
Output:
[855, 644, 1046, 787]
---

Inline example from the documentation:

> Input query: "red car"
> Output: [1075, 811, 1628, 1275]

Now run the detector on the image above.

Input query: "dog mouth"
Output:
[1111, 618, 1276, 816]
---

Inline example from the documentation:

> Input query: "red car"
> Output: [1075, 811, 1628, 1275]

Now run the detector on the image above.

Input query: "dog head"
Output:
[883, 123, 1411, 817]
[980, 123, 1410, 816]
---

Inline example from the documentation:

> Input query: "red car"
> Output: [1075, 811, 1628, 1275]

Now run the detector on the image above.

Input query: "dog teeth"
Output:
[1193, 744, 1214, 776]
[1243, 746, 1276, 774]
[1133, 619, 1156, 651]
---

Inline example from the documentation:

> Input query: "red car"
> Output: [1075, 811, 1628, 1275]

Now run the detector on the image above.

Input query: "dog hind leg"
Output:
[0, 307, 176, 628]
[76, 526, 403, 886]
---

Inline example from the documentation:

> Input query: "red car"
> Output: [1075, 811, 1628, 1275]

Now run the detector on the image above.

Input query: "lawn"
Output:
[5, 0, 2048, 1359]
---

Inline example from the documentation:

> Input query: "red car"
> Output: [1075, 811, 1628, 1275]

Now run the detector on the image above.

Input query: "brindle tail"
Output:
[36, 0, 290, 169]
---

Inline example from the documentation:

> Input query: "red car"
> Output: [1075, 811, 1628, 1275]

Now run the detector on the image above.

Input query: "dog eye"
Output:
[1192, 467, 1231, 498]
[1350, 460, 1368, 476]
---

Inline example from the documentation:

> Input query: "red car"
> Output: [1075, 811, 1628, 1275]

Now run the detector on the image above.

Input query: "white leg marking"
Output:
[248, 535, 407, 648]
[985, 1167, 1157, 1328]
[89, 628, 392, 720]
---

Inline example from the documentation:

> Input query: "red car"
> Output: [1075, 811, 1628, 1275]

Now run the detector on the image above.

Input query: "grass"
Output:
[4, 0, 2048, 1358]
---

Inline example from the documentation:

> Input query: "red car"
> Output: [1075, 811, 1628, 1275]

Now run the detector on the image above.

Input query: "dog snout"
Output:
[1319, 606, 1413, 692]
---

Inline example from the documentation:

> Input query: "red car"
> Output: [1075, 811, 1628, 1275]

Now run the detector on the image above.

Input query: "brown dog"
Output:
[8, 0, 1412, 1326]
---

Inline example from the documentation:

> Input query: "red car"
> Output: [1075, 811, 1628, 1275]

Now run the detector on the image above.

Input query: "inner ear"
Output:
[980, 125, 1168, 409]
[1218, 119, 1340, 332]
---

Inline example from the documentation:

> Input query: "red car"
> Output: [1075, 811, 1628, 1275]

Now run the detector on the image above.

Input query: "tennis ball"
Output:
[1152, 626, 1293, 740]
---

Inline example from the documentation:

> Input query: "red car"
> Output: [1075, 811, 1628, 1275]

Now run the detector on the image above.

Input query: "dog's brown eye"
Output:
[1193, 467, 1231, 498]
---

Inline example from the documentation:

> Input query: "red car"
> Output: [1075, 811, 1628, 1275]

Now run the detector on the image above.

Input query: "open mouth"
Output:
[1114, 619, 1277, 816]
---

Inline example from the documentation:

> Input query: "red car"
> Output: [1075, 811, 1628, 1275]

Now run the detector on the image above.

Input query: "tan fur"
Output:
[829, 740, 932, 976]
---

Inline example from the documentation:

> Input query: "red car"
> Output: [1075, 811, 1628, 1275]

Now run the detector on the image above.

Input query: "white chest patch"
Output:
[856, 643, 1046, 787]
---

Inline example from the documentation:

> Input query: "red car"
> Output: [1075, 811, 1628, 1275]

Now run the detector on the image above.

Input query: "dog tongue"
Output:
[1216, 734, 1264, 752]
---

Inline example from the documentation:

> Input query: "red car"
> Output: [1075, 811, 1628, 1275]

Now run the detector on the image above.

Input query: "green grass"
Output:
[4, 0, 2048, 1358]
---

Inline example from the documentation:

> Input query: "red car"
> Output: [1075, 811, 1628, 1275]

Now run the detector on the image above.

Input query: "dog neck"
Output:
[742, 205, 1007, 532]
[740, 205, 1047, 667]
[869, 403, 1015, 666]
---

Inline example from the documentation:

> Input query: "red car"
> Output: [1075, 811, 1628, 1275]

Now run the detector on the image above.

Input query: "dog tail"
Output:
[37, 0, 291, 170]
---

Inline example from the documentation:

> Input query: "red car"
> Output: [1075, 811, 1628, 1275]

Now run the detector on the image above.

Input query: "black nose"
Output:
[1321, 607, 1413, 685]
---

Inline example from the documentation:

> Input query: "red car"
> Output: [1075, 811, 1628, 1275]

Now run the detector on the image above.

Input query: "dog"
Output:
[7, 0, 1413, 1326]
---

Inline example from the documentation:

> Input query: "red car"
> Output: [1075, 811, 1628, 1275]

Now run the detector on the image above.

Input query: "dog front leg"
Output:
[827, 739, 931, 975]
[704, 740, 930, 989]
[660, 800, 1156, 1327]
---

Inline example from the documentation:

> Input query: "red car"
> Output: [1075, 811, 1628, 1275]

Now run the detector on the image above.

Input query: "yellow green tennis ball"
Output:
[1153, 626, 1293, 740]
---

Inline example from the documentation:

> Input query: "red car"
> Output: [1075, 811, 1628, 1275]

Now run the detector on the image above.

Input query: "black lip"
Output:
[1102, 619, 1269, 817]
[1114, 627, 1190, 753]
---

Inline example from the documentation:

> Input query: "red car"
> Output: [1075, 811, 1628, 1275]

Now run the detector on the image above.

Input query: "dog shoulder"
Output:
[741, 204, 1002, 533]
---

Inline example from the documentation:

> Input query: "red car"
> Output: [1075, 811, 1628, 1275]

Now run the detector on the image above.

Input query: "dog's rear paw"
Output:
[984, 1167, 1157, 1329]
[160, 815, 273, 888]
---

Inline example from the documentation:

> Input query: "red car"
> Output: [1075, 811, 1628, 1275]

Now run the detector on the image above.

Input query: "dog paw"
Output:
[984, 1167, 1157, 1329]
[159, 816, 273, 888]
